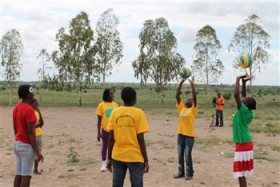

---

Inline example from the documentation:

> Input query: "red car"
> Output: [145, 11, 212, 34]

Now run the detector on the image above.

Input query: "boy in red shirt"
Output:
[13, 85, 44, 187]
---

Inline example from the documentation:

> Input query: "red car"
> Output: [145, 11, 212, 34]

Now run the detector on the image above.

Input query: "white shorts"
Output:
[13, 141, 35, 176]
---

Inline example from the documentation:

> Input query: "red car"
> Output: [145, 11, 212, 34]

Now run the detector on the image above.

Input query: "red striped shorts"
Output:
[233, 142, 254, 179]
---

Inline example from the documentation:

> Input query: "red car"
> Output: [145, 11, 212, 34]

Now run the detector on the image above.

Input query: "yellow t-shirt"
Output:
[107, 106, 149, 163]
[35, 111, 43, 136]
[176, 101, 198, 137]
[96, 101, 119, 132]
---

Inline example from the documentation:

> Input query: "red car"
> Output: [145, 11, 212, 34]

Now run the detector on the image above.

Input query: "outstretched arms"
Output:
[176, 79, 186, 105]
[188, 76, 197, 107]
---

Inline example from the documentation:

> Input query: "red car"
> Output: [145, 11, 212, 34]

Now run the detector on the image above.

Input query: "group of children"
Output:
[13, 73, 256, 187]
[95, 74, 256, 187]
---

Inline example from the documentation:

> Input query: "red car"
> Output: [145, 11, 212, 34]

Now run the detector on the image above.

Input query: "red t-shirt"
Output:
[13, 102, 36, 144]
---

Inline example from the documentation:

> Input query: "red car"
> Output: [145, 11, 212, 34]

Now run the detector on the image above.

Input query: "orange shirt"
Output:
[216, 96, 225, 111]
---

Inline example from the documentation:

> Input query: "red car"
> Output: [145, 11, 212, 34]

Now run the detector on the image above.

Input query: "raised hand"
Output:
[188, 76, 195, 85]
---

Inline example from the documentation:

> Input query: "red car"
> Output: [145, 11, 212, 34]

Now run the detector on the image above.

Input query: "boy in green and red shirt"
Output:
[233, 74, 256, 187]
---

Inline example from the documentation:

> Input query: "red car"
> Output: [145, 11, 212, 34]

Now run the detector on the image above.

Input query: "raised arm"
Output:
[176, 79, 186, 105]
[241, 75, 252, 97]
[234, 74, 248, 109]
[188, 76, 197, 107]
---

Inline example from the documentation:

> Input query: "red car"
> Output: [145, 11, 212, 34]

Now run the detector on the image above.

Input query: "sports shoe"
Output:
[173, 173, 184, 178]
[100, 161, 107, 172]
[185, 176, 192, 180]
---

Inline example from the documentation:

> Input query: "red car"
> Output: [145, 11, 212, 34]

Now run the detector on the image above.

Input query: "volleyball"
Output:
[238, 53, 253, 68]
[179, 67, 191, 79]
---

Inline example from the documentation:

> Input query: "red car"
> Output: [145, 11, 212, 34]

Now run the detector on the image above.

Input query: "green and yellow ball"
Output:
[238, 53, 253, 68]
[179, 67, 191, 79]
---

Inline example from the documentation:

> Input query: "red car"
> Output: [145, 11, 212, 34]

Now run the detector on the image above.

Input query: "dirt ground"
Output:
[0, 106, 279, 187]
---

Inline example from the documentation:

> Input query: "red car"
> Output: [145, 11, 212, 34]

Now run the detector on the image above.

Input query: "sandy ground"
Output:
[0, 106, 279, 187]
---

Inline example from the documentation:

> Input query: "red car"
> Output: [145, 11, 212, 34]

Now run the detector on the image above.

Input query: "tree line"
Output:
[0, 9, 270, 105]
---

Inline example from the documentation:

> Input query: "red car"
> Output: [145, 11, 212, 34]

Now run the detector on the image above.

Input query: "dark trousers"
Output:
[177, 134, 194, 177]
[112, 159, 144, 187]
[216, 110, 223, 126]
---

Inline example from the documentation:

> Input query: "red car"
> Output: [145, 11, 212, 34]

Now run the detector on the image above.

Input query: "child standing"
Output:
[233, 74, 256, 187]
[174, 77, 197, 180]
[107, 87, 149, 187]
[30, 98, 44, 174]
[96, 88, 118, 172]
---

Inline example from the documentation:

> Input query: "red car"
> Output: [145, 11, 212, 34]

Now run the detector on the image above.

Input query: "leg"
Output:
[112, 160, 127, 187]
[14, 175, 21, 187]
[215, 110, 219, 126]
[185, 137, 194, 180]
[238, 176, 247, 187]
[101, 129, 109, 161]
[220, 110, 224, 126]
[174, 134, 185, 178]
[128, 162, 144, 187]
[34, 135, 43, 174]
[20, 176, 32, 187]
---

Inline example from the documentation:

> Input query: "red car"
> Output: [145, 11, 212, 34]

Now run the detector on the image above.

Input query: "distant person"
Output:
[233, 74, 256, 187]
[13, 85, 44, 187]
[215, 92, 225, 127]
[30, 98, 44, 175]
[107, 87, 150, 187]
[174, 76, 197, 180]
[96, 88, 118, 172]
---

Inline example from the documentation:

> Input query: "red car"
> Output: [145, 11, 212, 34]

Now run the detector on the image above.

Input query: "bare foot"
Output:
[33, 170, 43, 175]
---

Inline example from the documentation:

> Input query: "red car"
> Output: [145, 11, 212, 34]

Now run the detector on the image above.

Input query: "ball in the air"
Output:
[179, 67, 191, 79]
[238, 53, 253, 68]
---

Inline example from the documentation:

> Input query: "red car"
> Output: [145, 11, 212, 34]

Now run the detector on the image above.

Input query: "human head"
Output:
[103, 88, 114, 102]
[121, 87, 136, 106]
[217, 92, 221, 97]
[30, 98, 38, 108]
[185, 98, 193, 108]
[242, 97, 256, 110]
[18, 84, 34, 101]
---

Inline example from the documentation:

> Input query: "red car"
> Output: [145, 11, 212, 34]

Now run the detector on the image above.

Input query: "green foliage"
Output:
[94, 9, 123, 89]
[67, 147, 79, 164]
[132, 17, 185, 93]
[223, 92, 231, 100]
[192, 25, 223, 85]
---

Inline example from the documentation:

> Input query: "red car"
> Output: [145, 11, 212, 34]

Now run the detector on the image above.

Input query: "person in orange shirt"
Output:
[215, 92, 225, 127]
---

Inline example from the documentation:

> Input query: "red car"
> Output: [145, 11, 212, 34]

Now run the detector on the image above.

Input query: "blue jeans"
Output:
[177, 134, 194, 177]
[112, 159, 144, 187]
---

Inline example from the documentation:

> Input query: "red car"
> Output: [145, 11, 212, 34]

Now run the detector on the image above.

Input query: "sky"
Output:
[1, 0, 279, 86]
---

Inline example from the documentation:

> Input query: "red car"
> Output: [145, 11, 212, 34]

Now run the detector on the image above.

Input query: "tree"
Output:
[37, 49, 51, 89]
[228, 14, 270, 87]
[52, 11, 95, 106]
[192, 25, 223, 86]
[0, 29, 24, 105]
[94, 9, 123, 89]
[133, 18, 185, 103]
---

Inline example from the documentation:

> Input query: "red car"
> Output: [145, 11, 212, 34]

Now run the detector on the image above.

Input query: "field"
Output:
[0, 84, 280, 187]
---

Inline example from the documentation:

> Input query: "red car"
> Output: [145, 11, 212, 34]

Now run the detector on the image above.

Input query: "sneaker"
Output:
[100, 161, 107, 172]
[185, 176, 192, 180]
[173, 173, 184, 179]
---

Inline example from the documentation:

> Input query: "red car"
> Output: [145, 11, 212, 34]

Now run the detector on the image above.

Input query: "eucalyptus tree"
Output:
[37, 49, 51, 89]
[229, 14, 270, 87]
[133, 18, 185, 103]
[94, 8, 123, 89]
[0, 29, 24, 104]
[52, 11, 94, 106]
[192, 25, 223, 87]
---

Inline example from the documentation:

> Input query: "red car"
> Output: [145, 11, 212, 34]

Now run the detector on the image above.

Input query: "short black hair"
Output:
[18, 84, 33, 99]
[103, 88, 111, 102]
[121, 87, 136, 104]
[245, 97, 256, 110]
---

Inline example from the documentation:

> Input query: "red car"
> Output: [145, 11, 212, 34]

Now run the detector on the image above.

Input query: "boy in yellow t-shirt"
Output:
[30, 98, 44, 175]
[96, 88, 118, 172]
[107, 87, 149, 187]
[174, 77, 197, 180]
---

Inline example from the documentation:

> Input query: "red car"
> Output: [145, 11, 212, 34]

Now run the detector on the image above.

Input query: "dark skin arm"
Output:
[137, 133, 149, 173]
[107, 130, 115, 172]
[27, 123, 44, 162]
[97, 115, 102, 142]
[36, 107, 44, 127]
[234, 74, 251, 109]
[176, 79, 186, 105]
[189, 76, 197, 107]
